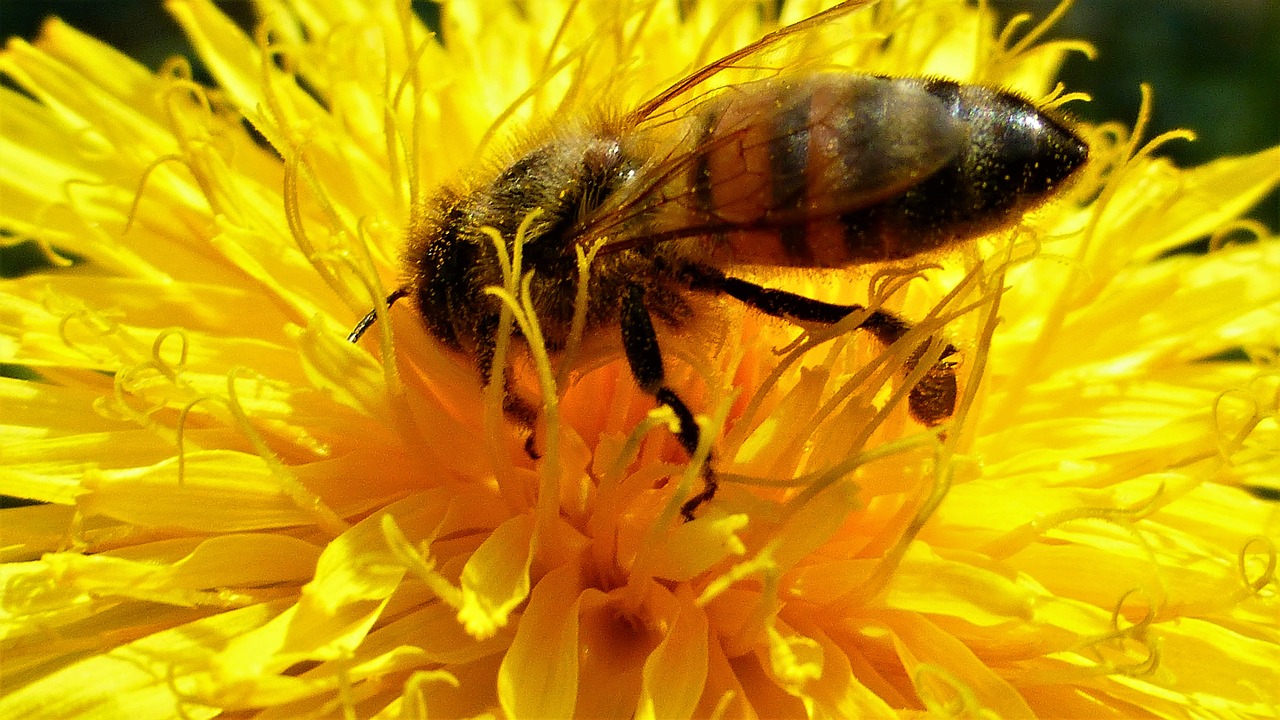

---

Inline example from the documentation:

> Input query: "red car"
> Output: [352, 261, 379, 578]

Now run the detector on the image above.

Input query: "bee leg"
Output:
[621, 284, 716, 521]
[503, 380, 543, 460]
[683, 263, 957, 425]
[474, 315, 542, 458]
[347, 287, 411, 343]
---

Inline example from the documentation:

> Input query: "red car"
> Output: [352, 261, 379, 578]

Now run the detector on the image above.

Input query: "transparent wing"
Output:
[627, 0, 880, 124]
[579, 73, 966, 256]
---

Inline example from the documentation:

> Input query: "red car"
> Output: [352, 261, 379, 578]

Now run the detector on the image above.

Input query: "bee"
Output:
[349, 1, 1090, 520]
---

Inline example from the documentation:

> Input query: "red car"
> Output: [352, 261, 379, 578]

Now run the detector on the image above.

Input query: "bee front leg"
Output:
[475, 315, 543, 458]
[683, 263, 957, 426]
[621, 284, 716, 521]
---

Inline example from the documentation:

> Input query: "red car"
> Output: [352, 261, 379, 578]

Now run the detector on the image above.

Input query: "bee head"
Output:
[403, 135, 635, 353]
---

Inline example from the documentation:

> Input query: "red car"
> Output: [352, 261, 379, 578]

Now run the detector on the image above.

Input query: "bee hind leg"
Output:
[682, 263, 958, 426]
[621, 283, 716, 521]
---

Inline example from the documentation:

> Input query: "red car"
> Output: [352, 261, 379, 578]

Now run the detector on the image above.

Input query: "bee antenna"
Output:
[347, 287, 410, 343]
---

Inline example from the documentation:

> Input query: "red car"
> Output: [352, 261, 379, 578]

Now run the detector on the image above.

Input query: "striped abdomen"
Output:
[681, 74, 1088, 268]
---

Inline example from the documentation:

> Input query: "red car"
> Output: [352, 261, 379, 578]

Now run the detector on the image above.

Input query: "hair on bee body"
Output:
[350, 1, 1090, 521]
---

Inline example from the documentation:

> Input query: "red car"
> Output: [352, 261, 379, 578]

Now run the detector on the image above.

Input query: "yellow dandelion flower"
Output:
[3, 1, 1278, 718]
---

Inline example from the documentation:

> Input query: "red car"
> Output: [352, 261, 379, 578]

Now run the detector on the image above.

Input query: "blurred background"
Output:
[2, 0, 1277, 224]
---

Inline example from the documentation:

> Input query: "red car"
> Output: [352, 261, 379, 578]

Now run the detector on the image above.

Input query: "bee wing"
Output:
[627, 0, 880, 124]
[583, 73, 967, 255]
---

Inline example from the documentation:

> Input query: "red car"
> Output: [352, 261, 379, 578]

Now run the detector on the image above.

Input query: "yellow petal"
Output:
[457, 512, 535, 640]
[77, 450, 322, 531]
[884, 613, 1038, 719]
[1114, 147, 1280, 261]
[0, 602, 283, 720]
[636, 585, 709, 720]
[798, 626, 898, 720]
[497, 562, 582, 718]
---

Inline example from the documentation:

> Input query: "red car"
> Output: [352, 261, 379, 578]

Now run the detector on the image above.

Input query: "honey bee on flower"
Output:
[350, 0, 1089, 519]
[3, 0, 1280, 718]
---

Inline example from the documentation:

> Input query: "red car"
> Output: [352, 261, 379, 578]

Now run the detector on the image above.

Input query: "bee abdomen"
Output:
[686, 74, 1088, 268]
